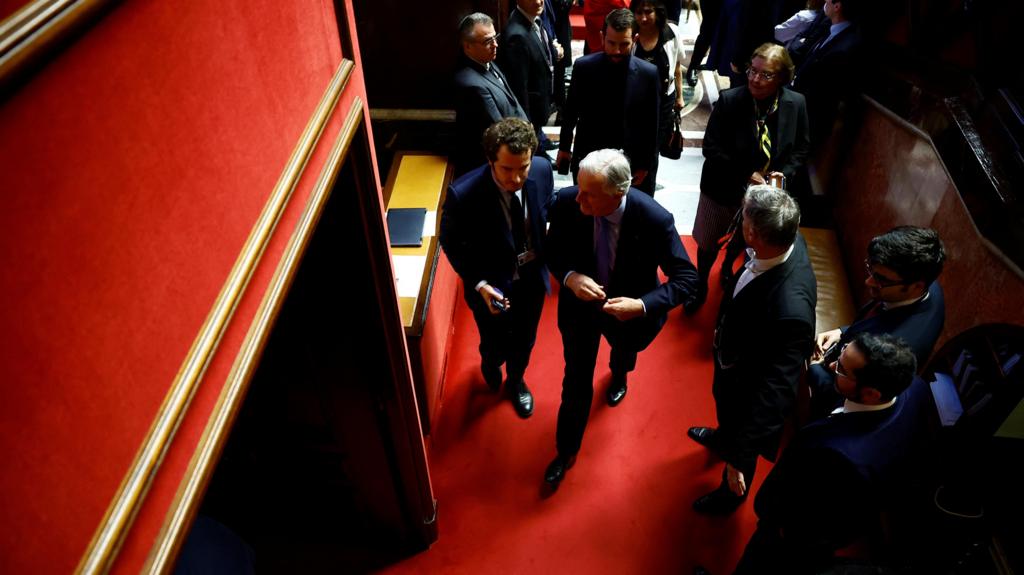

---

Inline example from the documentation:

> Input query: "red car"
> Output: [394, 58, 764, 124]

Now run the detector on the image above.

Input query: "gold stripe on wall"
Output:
[141, 98, 365, 574]
[75, 58, 354, 574]
[0, 0, 112, 84]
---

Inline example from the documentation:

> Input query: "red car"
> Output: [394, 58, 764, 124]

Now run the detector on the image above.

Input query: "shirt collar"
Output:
[881, 290, 929, 311]
[835, 396, 898, 414]
[745, 243, 793, 274]
[602, 193, 627, 225]
[827, 21, 852, 40]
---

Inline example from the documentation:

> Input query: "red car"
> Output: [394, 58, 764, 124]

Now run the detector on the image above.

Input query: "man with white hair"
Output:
[543, 149, 698, 487]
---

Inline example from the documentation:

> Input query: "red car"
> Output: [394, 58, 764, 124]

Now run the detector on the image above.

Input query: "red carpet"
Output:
[378, 238, 767, 575]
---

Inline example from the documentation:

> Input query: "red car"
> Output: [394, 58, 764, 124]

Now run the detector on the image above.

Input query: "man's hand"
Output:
[674, 94, 684, 111]
[725, 463, 747, 497]
[632, 169, 649, 186]
[811, 328, 842, 363]
[748, 171, 767, 186]
[479, 284, 509, 315]
[565, 272, 606, 302]
[555, 150, 572, 172]
[603, 297, 644, 321]
[552, 40, 564, 61]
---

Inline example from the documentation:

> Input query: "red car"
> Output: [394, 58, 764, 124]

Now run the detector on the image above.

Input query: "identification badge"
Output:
[517, 249, 536, 267]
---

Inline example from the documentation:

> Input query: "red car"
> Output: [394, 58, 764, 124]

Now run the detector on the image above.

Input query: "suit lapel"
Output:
[486, 64, 516, 102]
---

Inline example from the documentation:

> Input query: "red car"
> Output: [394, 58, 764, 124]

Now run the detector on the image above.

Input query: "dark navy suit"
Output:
[791, 23, 863, 147]
[558, 53, 660, 193]
[439, 160, 553, 382]
[453, 56, 528, 175]
[807, 281, 945, 418]
[498, 9, 554, 140]
[546, 187, 697, 455]
[735, 378, 931, 574]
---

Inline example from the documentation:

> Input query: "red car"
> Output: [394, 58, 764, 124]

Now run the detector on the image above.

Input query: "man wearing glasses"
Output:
[733, 332, 923, 574]
[809, 226, 945, 418]
[453, 13, 528, 176]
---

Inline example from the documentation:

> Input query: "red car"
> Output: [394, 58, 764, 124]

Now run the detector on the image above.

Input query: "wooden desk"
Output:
[384, 152, 458, 434]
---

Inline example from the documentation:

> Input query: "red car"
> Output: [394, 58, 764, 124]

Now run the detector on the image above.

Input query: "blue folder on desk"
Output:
[387, 208, 427, 247]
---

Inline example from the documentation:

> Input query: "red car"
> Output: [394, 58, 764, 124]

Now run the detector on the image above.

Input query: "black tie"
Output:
[535, 18, 552, 67]
[510, 193, 527, 253]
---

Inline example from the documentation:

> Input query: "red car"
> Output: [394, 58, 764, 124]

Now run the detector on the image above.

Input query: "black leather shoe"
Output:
[687, 426, 718, 448]
[606, 372, 628, 407]
[482, 362, 501, 391]
[540, 139, 558, 151]
[693, 487, 746, 515]
[685, 66, 698, 87]
[510, 380, 534, 418]
[544, 454, 576, 487]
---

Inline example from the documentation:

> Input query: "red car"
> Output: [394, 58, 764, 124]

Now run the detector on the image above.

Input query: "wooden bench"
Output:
[802, 226, 857, 335]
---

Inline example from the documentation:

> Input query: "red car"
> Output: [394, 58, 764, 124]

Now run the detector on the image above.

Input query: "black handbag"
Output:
[661, 109, 684, 160]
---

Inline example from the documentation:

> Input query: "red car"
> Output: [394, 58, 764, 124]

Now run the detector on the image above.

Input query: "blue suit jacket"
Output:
[808, 281, 945, 418]
[452, 57, 528, 174]
[753, 378, 930, 551]
[834, 281, 946, 367]
[439, 159, 554, 305]
[545, 187, 696, 348]
[558, 53, 660, 172]
[497, 9, 553, 135]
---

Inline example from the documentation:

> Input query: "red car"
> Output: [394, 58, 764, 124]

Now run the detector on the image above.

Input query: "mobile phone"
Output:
[491, 288, 507, 312]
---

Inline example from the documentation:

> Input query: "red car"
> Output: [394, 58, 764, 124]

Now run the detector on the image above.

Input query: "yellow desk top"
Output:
[385, 153, 451, 330]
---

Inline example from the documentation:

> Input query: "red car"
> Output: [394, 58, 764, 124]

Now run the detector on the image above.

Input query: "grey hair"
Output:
[578, 149, 632, 195]
[459, 13, 493, 41]
[742, 184, 800, 248]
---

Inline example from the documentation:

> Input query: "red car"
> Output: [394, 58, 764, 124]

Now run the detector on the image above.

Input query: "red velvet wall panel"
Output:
[0, 0, 375, 572]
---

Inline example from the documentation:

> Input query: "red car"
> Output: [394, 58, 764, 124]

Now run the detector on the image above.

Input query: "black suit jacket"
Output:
[453, 57, 528, 174]
[701, 85, 810, 205]
[498, 10, 553, 135]
[546, 187, 697, 348]
[791, 23, 863, 145]
[558, 53, 660, 173]
[440, 159, 553, 308]
[713, 235, 817, 464]
[752, 378, 930, 556]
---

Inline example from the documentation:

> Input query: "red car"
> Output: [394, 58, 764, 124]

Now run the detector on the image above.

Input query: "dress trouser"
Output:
[469, 271, 547, 383]
[555, 301, 648, 456]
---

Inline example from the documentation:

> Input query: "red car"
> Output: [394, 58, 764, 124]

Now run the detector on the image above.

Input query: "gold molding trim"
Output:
[75, 58, 354, 574]
[142, 98, 365, 574]
[0, 0, 112, 85]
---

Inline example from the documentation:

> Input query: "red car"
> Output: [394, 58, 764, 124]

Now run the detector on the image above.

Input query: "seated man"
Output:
[735, 332, 924, 574]
[809, 226, 945, 418]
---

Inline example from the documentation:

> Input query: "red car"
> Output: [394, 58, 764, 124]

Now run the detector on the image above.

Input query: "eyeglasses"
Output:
[477, 33, 499, 47]
[746, 67, 778, 82]
[833, 343, 853, 379]
[863, 259, 908, 288]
